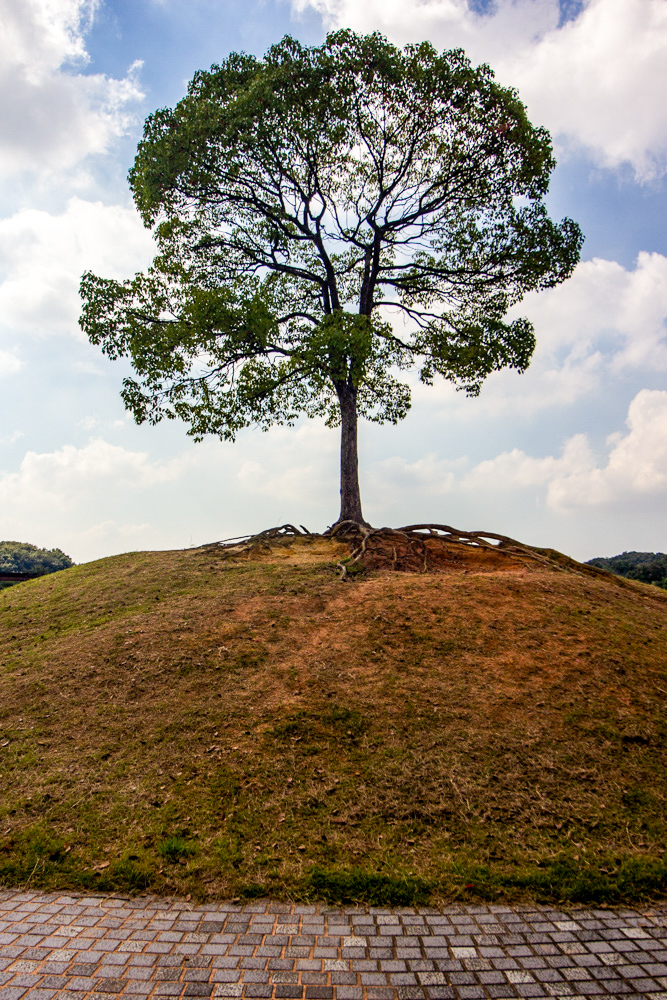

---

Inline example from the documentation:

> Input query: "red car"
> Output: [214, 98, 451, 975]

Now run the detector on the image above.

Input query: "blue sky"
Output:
[1, 0, 666, 563]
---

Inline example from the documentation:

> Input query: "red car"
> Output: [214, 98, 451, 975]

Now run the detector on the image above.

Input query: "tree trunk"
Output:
[334, 380, 366, 525]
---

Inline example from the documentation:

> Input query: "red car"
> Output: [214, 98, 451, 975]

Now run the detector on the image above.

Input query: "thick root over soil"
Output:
[328, 521, 568, 577]
[200, 521, 616, 581]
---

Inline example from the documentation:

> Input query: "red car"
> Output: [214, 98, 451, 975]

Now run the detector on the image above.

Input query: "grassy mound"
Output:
[0, 536, 665, 905]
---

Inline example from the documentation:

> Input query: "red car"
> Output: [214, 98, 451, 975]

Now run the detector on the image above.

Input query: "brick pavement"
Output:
[0, 892, 665, 1000]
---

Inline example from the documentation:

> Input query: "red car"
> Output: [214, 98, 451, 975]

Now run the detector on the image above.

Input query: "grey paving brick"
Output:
[359, 974, 387, 986]
[369, 949, 395, 960]
[94, 979, 126, 993]
[7, 978, 40, 990]
[389, 975, 419, 987]
[66, 977, 98, 991]
[210, 960, 239, 972]
[239, 972, 269, 984]
[155, 969, 181, 981]
[183, 971, 211, 984]
[330, 973, 356, 986]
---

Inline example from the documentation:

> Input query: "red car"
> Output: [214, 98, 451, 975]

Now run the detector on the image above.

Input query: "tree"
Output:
[587, 551, 667, 590]
[0, 541, 73, 577]
[80, 30, 582, 526]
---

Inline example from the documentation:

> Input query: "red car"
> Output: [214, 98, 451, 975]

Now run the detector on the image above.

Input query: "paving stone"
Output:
[1, 893, 666, 1000]
[64, 978, 97, 992]
[94, 980, 126, 993]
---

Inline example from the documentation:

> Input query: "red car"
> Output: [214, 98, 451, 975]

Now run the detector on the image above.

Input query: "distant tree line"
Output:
[586, 552, 667, 590]
[0, 542, 74, 585]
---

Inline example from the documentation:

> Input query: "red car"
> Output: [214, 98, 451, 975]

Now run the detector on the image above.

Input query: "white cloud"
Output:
[0, 197, 153, 338]
[0, 437, 187, 559]
[235, 422, 337, 508]
[547, 389, 667, 509]
[0, 425, 341, 560]
[292, 0, 558, 56]
[292, 0, 667, 180]
[461, 434, 595, 495]
[415, 252, 667, 419]
[0, 0, 143, 180]
[0, 437, 194, 557]
[456, 389, 667, 512]
[0, 348, 22, 375]
[504, 0, 667, 180]
[511, 251, 667, 393]
[0, 438, 183, 515]
[0, 430, 24, 445]
[367, 452, 465, 498]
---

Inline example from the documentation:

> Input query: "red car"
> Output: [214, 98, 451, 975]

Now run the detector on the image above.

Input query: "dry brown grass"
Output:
[0, 536, 665, 904]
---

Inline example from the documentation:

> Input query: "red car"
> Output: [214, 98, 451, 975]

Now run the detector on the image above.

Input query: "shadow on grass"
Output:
[306, 866, 432, 906]
[457, 856, 667, 906]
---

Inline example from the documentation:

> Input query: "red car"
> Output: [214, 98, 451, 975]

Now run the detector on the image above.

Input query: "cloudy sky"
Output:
[1, 0, 666, 564]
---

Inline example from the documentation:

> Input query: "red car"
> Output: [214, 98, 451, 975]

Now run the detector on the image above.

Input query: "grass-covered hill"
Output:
[0, 535, 665, 906]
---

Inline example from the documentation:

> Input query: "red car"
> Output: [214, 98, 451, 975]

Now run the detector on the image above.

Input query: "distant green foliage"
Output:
[0, 541, 74, 576]
[586, 551, 667, 590]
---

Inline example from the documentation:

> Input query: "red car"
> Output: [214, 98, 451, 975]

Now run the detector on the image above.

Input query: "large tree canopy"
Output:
[80, 30, 582, 524]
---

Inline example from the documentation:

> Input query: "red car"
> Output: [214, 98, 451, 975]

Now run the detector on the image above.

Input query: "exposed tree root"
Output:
[326, 521, 569, 578]
[197, 524, 313, 562]
[199, 521, 612, 582]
